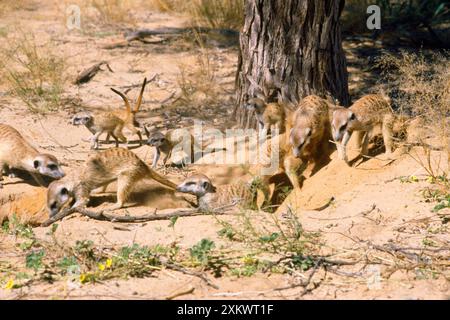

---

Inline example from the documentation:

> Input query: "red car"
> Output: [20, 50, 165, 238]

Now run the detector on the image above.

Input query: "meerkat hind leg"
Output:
[109, 173, 137, 211]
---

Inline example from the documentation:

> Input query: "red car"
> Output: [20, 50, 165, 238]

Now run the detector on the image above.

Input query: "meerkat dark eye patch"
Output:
[33, 160, 40, 169]
[349, 113, 356, 121]
[60, 187, 68, 196]
[48, 164, 58, 170]
[50, 202, 57, 210]
[202, 181, 210, 190]
[340, 124, 347, 131]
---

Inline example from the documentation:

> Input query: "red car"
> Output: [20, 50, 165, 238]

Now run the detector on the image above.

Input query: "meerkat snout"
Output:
[289, 127, 312, 158]
[147, 132, 166, 147]
[176, 174, 217, 197]
[47, 180, 73, 217]
[32, 154, 65, 179]
[245, 98, 265, 113]
[71, 113, 92, 126]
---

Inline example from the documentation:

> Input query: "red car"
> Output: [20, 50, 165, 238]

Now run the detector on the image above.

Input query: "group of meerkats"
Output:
[0, 76, 415, 219]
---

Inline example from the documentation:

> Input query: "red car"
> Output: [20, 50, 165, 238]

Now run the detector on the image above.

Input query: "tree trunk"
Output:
[235, 0, 350, 127]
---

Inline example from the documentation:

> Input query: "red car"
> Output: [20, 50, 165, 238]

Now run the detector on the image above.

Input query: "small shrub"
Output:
[90, 0, 136, 25]
[0, 32, 66, 113]
[26, 250, 45, 271]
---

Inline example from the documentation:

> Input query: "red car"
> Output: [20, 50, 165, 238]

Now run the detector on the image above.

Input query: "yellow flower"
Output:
[106, 258, 112, 268]
[410, 175, 419, 182]
[242, 256, 257, 266]
[4, 279, 14, 290]
[79, 273, 87, 283]
[427, 176, 434, 183]
[98, 263, 105, 271]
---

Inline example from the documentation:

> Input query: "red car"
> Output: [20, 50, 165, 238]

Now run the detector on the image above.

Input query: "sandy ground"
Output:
[0, 1, 449, 300]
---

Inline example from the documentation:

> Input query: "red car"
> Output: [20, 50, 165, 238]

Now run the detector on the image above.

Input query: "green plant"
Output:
[432, 195, 450, 212]
[2, 214, 34, 239]
[57, 256, 80, 275]
[74, 240, 95, 260]
[26, 250, 45, 271]
[190, 239, 215, 264]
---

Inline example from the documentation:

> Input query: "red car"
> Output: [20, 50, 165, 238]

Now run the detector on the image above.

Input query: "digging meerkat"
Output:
[250, 95, 333, 203]
[0, 124, 65, 188]
[176, 174, 261, 212]
[286, 95, 333, 187]
[245, 97, 287, 136]
[331, 94, 394, 162]
[46, 147, 177, 217]
[147, 129, 223, 168]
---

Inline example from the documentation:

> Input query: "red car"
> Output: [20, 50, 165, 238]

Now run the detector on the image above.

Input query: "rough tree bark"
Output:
[235, 0, 350, 127]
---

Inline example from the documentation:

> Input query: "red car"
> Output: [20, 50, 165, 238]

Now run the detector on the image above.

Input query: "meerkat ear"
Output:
[349, 113, 356, 121]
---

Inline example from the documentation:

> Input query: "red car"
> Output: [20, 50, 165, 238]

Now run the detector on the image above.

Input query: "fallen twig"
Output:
[41, 202, 240, 227]
[74, 61, 113, 85]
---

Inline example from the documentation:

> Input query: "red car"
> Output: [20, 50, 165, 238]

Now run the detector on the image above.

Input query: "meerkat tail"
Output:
[145, 166, 177, 190]
[134, 77, 147, 112]
[111, 88, 132, 113]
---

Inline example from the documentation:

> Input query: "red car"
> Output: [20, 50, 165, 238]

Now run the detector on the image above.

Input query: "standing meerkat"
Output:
[147, 129, 221, 168]
[71, 78, 148, 150]
[71, 111, 126, 150]
[0, 124, 65, 188]
[176, 174, 259, 212]
[106, 77, 147, 145]
[46, 147, 177, 217]
[245, 97, 287, 136]
[331, 94, 394, 162]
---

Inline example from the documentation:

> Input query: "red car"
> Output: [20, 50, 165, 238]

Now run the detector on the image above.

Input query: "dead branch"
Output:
[41, 201, 240, 227]
[121, 74, 158, 94]
[74, 61, 113, 85]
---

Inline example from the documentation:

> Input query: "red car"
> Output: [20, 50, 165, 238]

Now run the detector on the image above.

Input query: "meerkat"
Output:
[71, 111, 126, 150]
[147, 129, 221, 168]
[176, 174, 259, 212]
[331, 94, 394, 162]
[245, 97, 287, 136]
[250, 95, 333, 200]
[46, 147, 178, 217]
[0, 124, 65, 188]
[106, 77, 147, 145]
[286, 95, 333, 186]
